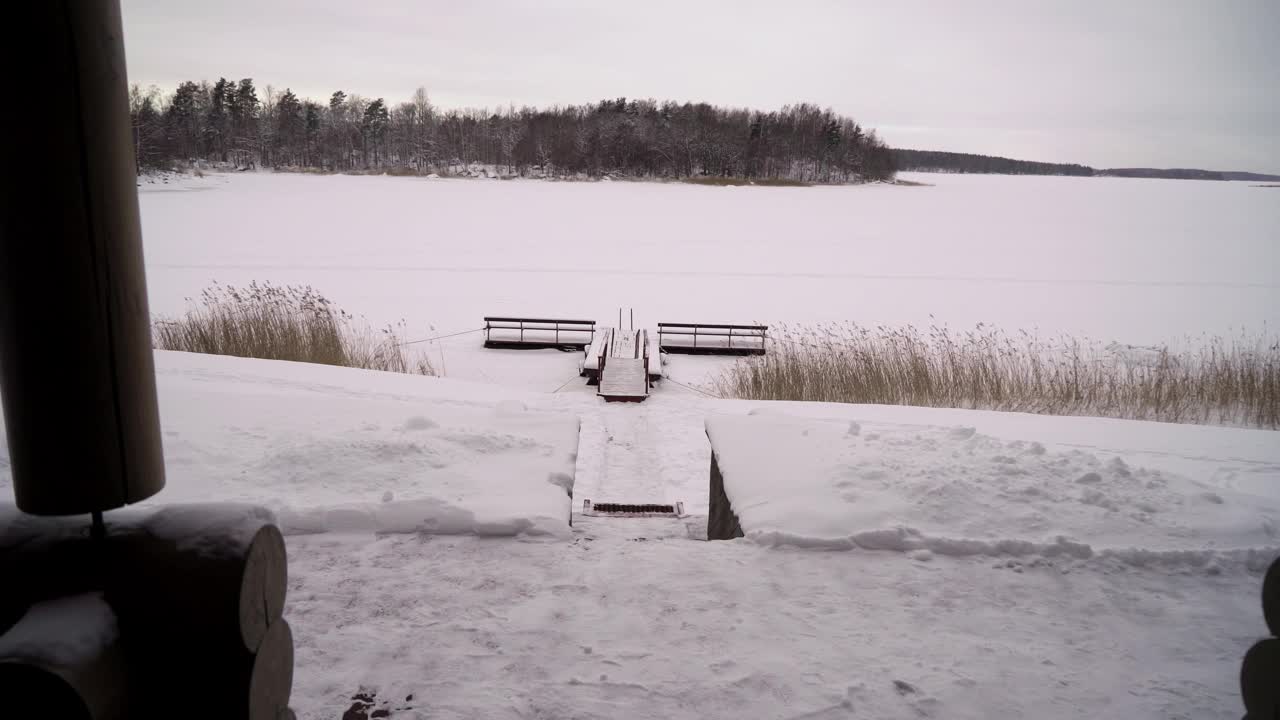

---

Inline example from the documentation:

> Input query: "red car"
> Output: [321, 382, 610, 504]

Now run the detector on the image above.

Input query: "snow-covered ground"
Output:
[1, 172, 1277, 718]
[707, 411, 1279, 558]
[142, 352, 580, 537]
[4, 351, 1278, 718]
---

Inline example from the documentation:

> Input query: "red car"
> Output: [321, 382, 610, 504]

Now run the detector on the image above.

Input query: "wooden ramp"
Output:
[597, 328, 651, 402]
[583, 327, 664, 382]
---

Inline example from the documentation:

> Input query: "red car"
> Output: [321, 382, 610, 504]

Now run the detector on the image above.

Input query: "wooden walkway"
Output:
[597, 329, 651, 402]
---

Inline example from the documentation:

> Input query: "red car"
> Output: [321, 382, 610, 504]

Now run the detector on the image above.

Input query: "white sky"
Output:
[121, 0, 1280, 172]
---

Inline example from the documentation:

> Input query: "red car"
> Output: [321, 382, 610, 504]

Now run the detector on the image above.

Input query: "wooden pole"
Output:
[0, 0, 165, 515]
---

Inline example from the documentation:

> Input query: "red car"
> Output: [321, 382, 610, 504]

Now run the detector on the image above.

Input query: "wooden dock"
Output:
[482, 314, 762, 400]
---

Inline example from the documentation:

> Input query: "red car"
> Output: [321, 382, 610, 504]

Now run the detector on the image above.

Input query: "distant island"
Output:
[131, 79, 896, 183]
[892, 149, 1280, 182]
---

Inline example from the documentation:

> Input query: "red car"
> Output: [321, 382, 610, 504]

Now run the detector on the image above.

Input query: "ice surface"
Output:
[138, 171, 1280, 392]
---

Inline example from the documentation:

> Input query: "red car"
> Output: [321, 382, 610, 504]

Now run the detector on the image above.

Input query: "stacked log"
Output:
[0, 504, 293, 719]
[0, 593, 125, 719]
[1242, 556, 1280, 718]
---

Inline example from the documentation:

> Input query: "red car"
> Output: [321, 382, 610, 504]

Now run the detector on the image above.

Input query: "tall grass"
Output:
[153, 282, 434, 375]
[716, 323, 1280, 429]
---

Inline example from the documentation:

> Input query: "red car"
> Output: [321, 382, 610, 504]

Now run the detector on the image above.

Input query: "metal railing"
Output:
[657, 322, 767, 355]
[483, 316, 596, 349]
[641, 329, 650, 395]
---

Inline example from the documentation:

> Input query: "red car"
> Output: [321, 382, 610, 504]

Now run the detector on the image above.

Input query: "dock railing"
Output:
[657, 323, 767, 356]
[483, 317, 596, 350]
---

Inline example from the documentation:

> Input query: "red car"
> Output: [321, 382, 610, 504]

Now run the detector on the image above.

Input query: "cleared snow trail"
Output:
[580, 403, 674, 507]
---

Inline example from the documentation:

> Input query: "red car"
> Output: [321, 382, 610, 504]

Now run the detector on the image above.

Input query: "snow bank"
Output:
[0, 352, 581, 539]
[705, 412, 1280, 565]
[0, 594, 118, 667]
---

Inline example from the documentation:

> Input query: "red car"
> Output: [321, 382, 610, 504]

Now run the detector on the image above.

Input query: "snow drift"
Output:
[706, 412, 1280, 568]
[0, 352, 581, 538]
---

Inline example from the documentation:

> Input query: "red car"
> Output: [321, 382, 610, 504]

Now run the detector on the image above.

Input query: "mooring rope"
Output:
[397, 326, 485, 346]
[664, 376, 721, 399]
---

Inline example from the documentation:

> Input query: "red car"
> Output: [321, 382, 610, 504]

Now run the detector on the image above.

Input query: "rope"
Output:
[665, 376, 727, 397]
[551, 372, 582, 394]
[398, 327, 485, 346]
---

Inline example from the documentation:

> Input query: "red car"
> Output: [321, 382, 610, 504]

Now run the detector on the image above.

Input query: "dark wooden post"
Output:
[0, 0, 165, 516]
[1241, 557, 1280, 717]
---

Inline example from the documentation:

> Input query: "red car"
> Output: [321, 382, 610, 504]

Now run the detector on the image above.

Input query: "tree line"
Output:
[130, 79, 896, 182]
[892, 149, 1093, 176]
[893, 149, 1276, 181]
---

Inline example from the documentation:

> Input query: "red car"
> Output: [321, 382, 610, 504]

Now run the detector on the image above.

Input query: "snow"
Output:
[138, 170, 1280, 396]
[0, 349, 1274, 718]
[706, 413, 1279, 565]
[0, 352, 581, 539]
[0, 172, 1276, 718]
[0, 593, 118, 666]
[154, 352, 579, 537]
[0, 501, 277, 557]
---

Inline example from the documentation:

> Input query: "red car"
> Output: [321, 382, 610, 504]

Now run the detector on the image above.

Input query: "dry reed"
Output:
[152, 282, 434, 376]
[716, 323, 1279, 429]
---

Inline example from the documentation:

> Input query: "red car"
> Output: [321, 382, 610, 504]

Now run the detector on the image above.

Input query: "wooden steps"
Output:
[597, 328, 652, 402]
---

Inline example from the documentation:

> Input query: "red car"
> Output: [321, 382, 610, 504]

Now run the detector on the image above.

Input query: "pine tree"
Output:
[275, 89, 304, 166]
[227, 78, 260, 167]
[205, 78, 232, 161]
[164, 81, 202, 161]
[361, 99, 390, 166]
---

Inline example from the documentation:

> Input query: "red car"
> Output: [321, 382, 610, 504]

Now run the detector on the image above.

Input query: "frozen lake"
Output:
[140, 172, 1279, 346]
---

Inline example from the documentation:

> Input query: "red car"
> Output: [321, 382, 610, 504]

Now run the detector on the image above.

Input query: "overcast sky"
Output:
[121, 0, 1279, 172]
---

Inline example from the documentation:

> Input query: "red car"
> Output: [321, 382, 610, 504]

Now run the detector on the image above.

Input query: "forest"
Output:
[130, 79, 896, 183]
[892, 149, 1093, 176]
